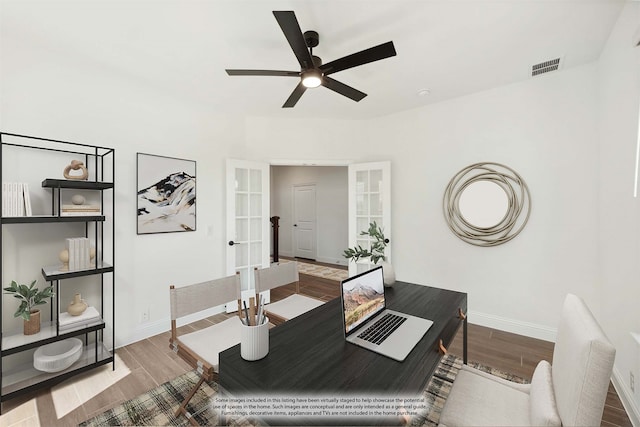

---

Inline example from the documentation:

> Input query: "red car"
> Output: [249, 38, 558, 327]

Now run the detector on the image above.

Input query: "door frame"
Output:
[270, 160, 351, 265]
[269, 160, 390, 277]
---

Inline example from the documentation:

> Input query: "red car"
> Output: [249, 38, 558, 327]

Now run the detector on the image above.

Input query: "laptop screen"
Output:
[341, 265, 386, 336]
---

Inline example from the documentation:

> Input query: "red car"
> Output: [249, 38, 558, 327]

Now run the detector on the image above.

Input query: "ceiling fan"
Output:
[225, 10, 397, 108]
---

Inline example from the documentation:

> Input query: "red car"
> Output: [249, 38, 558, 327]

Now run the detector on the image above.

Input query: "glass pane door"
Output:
[348, 162, 391, 276]
[226, 160, 270, 304]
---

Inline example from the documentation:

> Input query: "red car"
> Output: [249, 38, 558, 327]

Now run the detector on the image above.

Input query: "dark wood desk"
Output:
[219, 281, 467, 395]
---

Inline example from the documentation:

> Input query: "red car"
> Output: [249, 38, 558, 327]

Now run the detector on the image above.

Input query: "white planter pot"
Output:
[380, 260, 396, 287]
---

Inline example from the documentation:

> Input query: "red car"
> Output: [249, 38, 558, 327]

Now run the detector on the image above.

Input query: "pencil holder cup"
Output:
[240, 317, 269, 361]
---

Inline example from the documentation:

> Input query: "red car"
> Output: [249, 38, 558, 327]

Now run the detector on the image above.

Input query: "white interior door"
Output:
[293, 184, 317, 260]
[348, 162, 391, 277]
[226, 159, 270, 309]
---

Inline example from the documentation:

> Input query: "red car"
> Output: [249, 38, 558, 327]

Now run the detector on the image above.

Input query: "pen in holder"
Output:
[240, 316, 269, 361]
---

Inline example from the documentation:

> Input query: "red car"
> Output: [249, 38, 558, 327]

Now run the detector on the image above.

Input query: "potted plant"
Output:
[3, 280, 55, 335]
[343, 221, 395, 286]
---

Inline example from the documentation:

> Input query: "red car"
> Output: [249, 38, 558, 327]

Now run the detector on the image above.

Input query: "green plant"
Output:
[3, 280, 55, 321]
[343, 221, 388, 264]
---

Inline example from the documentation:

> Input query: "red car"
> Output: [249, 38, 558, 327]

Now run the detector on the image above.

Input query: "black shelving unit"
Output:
[1, 215, 106, 224]
[0, 132, 115, 410]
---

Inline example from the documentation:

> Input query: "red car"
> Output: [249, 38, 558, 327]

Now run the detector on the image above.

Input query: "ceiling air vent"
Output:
[531, 58, 561, 77]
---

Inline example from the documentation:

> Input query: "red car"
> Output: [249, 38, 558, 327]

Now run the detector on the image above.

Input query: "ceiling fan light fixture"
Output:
[301, 69, 322, 88]
[226, 11, 396, 107]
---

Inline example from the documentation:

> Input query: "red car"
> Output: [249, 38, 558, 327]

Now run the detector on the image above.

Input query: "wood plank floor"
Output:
[1, 263, 632, 426]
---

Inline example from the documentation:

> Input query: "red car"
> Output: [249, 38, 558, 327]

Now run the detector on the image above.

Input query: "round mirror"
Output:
[458, 180, 509, 228]
[443, 162, 531, 246]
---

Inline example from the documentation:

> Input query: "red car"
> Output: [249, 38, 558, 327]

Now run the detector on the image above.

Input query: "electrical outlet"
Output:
[141, 308, 150, 323]
[631, 371, 635, 393]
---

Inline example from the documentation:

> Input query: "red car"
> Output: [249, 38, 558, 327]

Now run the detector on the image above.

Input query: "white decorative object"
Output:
[3, 182, 29, 217]
[71, 194, 86, 205]
[58, 306, 101, 332]
[33, 338, 83, 373]
[64, 237, 91, 270]
[380, 260, 396, 287]
[240, 317, 269, 361]
[23, 183, 32, 216]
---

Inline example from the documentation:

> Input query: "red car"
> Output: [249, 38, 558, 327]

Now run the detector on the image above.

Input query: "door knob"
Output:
[384, 238, 390, 244]
[228, 241, 235, 246]
[293, 224, 298, 227]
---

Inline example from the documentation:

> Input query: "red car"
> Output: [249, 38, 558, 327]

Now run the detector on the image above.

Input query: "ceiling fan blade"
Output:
[226, 69, 300, 77]
[322, 76, 367, 102]
[273, 11, 314, 70]
[283, 82, 307, 108]
[319, 41, 396, 76]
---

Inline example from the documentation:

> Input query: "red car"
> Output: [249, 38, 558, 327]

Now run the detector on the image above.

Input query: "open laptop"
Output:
[341, 265, 433, 362]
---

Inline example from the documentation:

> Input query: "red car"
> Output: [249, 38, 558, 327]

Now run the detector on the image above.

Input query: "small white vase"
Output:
[380, 260, 396, 287]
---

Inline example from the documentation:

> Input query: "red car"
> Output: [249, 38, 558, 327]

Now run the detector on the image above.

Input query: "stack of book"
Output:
[66, 237, 92, 270]
[2, 182, 32, 217]
[58, 306, 102, 332]
[61, 204, 100, 216]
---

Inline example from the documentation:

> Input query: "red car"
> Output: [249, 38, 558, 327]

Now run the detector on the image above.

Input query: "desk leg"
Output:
[463, 314, 468, 365]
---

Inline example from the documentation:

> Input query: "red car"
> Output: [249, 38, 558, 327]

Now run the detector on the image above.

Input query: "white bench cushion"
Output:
[178, 316, 241, 372]
[439, 365, 531, 426]
[266, 293, 324, 320]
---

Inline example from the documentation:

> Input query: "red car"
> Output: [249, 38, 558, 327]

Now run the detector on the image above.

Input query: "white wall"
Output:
[373, 65, 601, 338]
[597, 1, 640, 421]
[247, 65, 601, 341]
[270, 166, 348, 265]
[0, 34, 247, 346]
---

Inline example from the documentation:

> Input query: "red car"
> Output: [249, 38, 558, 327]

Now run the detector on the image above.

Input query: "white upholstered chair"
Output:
[169, 273, 242, 425]
[439, 293, 616, 427]
[254, 261, 324, 326]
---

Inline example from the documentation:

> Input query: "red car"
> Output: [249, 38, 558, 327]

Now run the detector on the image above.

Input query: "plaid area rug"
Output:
[79, 371, 224, 427]
[80, 354, 527, 426]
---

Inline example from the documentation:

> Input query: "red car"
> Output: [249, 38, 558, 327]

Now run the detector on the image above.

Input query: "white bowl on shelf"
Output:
[33, 338, 83, 373]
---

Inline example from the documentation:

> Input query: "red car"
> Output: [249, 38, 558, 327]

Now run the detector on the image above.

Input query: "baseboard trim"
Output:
[612, 366, 640, 427]
[315, 256, 348, 267]
[278, 253, 347, 267]
[468, 310, 557, 342]
[115, 305, 226, 348]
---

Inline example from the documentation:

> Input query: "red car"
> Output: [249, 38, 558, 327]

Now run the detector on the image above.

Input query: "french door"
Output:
[226, 160, 270, 307]
[348, 161, 391, 277]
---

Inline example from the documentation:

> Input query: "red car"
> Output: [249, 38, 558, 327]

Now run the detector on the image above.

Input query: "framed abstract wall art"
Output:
[136, 153, 196, 234]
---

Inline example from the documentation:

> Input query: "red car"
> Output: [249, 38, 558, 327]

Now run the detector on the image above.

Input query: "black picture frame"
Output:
[136, 153, 196, 235]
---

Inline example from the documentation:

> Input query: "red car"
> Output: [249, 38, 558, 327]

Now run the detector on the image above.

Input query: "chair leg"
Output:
[175, 373, 206, 426]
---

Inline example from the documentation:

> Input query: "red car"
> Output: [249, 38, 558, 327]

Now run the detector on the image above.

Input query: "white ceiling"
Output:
[1, 0, 626, 120]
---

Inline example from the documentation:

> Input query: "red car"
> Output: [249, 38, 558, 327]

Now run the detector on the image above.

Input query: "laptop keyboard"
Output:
[357, 313, 407, 345]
